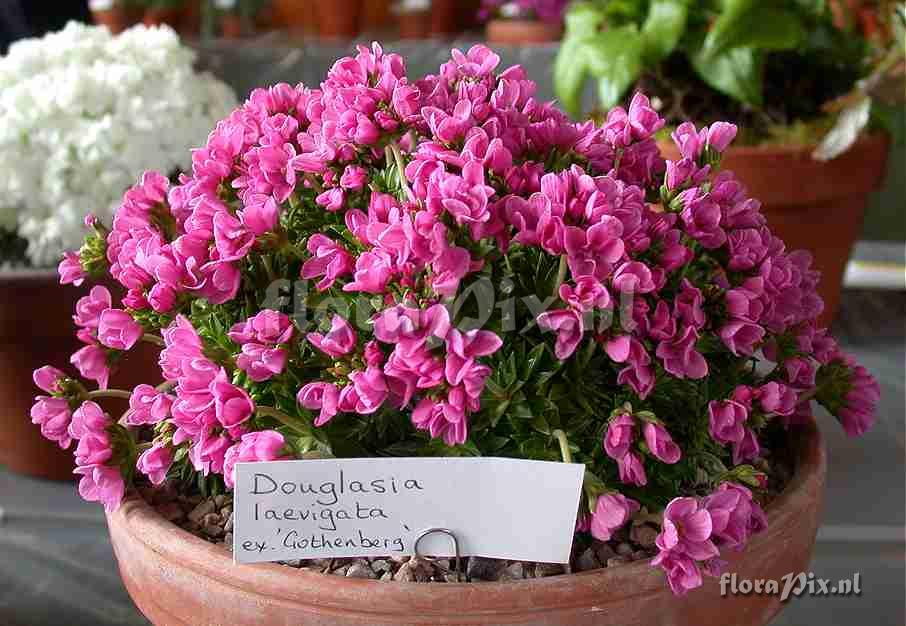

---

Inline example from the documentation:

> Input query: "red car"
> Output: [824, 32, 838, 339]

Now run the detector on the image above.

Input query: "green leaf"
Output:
[691, 44, 764, 107]
[554, 37, 591, 118]
[585, 25, 647, 110]
[564, 1, 607, 37]
[704, 3, 805, 58]
[640, 0, 689, 63]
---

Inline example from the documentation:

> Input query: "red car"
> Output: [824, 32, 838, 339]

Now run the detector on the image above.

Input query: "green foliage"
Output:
[554, 0, 869, 119]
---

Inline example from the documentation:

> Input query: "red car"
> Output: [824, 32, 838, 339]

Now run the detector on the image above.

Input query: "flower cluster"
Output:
[33, 43, 877, 596]
[0, 22, 235, 266]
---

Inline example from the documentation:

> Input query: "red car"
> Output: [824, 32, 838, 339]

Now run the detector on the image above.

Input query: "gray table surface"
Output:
[1, 288, 903, 626]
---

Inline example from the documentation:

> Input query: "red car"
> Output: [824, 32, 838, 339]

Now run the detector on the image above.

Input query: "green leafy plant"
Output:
[555, 0, 876, 143]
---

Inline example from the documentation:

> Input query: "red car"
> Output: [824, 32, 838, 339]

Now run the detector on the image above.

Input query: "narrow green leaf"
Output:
[691, 44, 764, 107]
[640, 0, 689, 63]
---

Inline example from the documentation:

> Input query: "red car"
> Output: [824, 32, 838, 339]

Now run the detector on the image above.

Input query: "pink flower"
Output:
[190, 432, 233, 476]
[537, 308, 584, 360]
[30, 396, 73, 449]
[237, 344, 288, 382]
[125, 384, 174, 425]
[617, 451, 647, 486]
[69, 400, 110, 439]
[70, 344, 110, 389]
[97, 309, 143, 351]
[559, 276, 611, 313]
[719, 321, 765, 356]
[343, 251, 393, 294]
[444, 328, 503, 386]
[298, 381, 341, 426]
[211, 370, 255, 428]
[72, 428, 113, 468]
[373, 303, 451, 352]
[33, 365, 67, 394]
[307, 315, 357, 358]
[671, 122, 706, 161]
[656, 325, 708, 380]
[675, 280, 704, 329]
[74, 286, 112, 329]
[340, 165, 368, 190]
[301, 234, 354, 291]
[703, 482, 767, 552]
[756, 382, 796, 416]
[196, 260, 241, 305]
[430, 246, 471, 297]
[643, 422, 681, 464]
[732, 428, 760, 465]
[708, 400, 748, 445]
[827, 352, 880, 437]
[229, 309, 294, 346]
[611, 261, 655, 294]
[137, 444, 175, 485]
[603, 412, 635, 460]
[58, 251, 87, 286]
[651, 549, 703, 596]
[590, 493, 640, 541]
[223, 430, 285, 488]
[213, 210, 255, 261]
[706, 122, 737, 153]
[75, 464, 125, 513]
[656, 497, 718, 560]
[343, 367, 389, 414]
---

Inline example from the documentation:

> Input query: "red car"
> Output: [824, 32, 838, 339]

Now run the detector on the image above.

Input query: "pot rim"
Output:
[658, 130, 889, 158]
[107, 421, 824, 612]
[0, 267, 60, 281]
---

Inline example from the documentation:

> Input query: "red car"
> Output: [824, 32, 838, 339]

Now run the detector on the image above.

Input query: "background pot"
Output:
[660, 133, 890, 326]
[270, 0, 313, 34]
[107, 421, 824, 626]
[142, 7, 183, 28]
[0, 270, 159, 481]
[315, 0, 362, 39]
[398, 10, 430, 39]
[91, 6, 133, 33]
[221, 13, 243, 38]
[486, 19, 562, 45]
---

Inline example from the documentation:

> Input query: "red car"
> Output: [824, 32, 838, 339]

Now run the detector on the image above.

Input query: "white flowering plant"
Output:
[0, 22, 236, 267]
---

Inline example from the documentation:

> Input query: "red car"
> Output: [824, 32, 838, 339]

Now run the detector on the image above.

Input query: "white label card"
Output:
[233, 457, 585, 564]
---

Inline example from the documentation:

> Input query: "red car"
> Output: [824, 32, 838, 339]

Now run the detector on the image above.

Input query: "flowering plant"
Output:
[479, 0, 571, 24]
[0, 22, 235, 267]
[33, 43, 878, 596]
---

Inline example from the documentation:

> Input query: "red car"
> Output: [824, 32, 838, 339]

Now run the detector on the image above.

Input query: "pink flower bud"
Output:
[590, 493, 640, 541]
[97, 309, 143, 351]
[137, 444, 175, 485]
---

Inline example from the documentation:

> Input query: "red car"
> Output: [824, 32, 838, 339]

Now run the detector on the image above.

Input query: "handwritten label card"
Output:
[233, 457, 584, 564]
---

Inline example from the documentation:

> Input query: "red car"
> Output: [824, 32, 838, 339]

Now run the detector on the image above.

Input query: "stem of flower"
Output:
[552, 429, 573, 464]
[142, 334, 165, 347]
[256, 405, 310, 435]
[85, 389, 133, 401]
[554, 255, 568, 295]
[388, 140, 414, 202]
[261, 254, 277, 283]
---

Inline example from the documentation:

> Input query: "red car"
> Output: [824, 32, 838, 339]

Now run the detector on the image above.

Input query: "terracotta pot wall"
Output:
[486, 19, 562, 45]
[107, 422, 825, 626]
[315, 0, 362, 38]
[0, 272, 160, 481]
[91, 8, 133, 34]
[660, 134, 890, 326]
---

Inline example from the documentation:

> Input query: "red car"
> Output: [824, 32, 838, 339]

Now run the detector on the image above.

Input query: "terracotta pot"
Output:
[91, 7, 133, 33]
[486, 18, 562, 45]
[107, 421, 824, 626]
[271, 0, 314, 34]
[179, 0, 203, 36]
[660, 133, 890, 326]
[142, 7, 183, 28]
[315, 0, 362, 39]
[221, 14, 243, 38]
[0, 271, 160, 481]
[362, 0, 391, 32]
[398, 10, 431, 40]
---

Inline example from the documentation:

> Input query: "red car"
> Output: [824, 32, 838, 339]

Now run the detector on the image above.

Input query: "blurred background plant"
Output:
[554, 0, 901, 150]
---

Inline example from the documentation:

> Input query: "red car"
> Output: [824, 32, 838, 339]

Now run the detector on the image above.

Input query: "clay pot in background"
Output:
[661, 133, 890, 327]
[142, 7, 183, 28]
[221, 13, 244, 38]
[486, 18, 562, 45]
[271, 0, 313, 34]
[397, 9, 430, 39]
[430, 0, 481, 37]
[179, 0, 203, 36]
[108, 421, 824, 626]
[91, 5, 133, 33]
[315, 0, 362, 38]
[361, 0, 391, 32]
[0, 271, 160, 481]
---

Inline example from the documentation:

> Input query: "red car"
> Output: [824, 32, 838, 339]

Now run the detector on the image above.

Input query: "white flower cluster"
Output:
[0, 22, 237, 267]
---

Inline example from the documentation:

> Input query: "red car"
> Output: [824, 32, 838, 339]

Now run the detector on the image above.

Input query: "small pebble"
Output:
[187, 500, 216, 524]
[615, 542, 634, 556]
[282, 559, 303, 568]
[630, 524, 659, 549]
[223, 515, 233, 533]
[498, 562, 524, 581]
[591, 541, 616, 563]
[346, 562, 377, 579]
[380, 571, 394, 581]
[574, 548, 600, 572]
[534, 562, 566, 578]
[223, 533, 233, 550]
[202, 523, 223, 538]
[202, 512, 221, 527]
[631, 550, 649, 561]
[213, 494, 228, 508]
[466, 556, 506, 582]
[157, 502, 185, 523]
[606, 556, 630, 567]
[370, 559, 392, 575]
